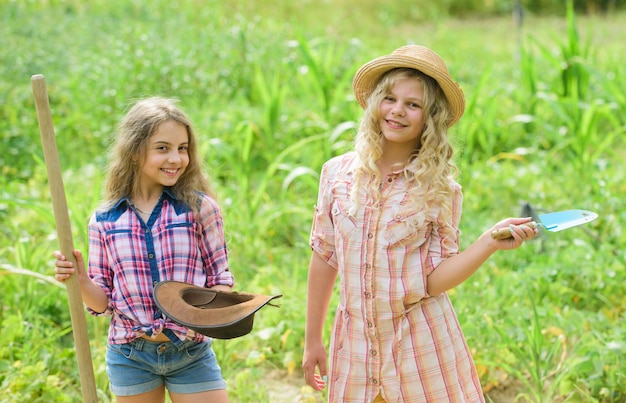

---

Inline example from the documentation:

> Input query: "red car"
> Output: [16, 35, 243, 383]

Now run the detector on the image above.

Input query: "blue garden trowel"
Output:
[491, 209, 598, 240]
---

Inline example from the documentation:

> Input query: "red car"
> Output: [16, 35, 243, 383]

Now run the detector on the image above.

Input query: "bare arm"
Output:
[302, 251, 337, 391]
[427, 217, 537, 296]
[53, 249, 109, 313]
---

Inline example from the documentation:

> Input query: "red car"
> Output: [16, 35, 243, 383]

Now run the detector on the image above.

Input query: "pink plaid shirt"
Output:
[87, 188, 234, 344]
[310, 153, 484, 402]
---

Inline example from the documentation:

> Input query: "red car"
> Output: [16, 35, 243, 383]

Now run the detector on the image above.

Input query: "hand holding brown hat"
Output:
[154, 281, 282, 339]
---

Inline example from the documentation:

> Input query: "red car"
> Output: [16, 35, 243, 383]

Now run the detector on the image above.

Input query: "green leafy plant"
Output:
[1, 1, 624, 401]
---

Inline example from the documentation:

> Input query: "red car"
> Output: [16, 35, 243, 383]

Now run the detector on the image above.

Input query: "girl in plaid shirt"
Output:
[302, 46, 538, 402]
[54, 97, 233, 402]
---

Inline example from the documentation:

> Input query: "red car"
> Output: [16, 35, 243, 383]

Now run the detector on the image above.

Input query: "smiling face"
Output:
[378, 77, 426, 150]
[138, 119, 190, 192]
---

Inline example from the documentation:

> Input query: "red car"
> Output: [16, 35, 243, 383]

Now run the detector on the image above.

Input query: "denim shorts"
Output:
[106, 338, 227, 396]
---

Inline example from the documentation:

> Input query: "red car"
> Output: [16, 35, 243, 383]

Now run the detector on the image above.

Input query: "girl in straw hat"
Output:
[53, 97, 233, 403]
[302, 45, 538, 402]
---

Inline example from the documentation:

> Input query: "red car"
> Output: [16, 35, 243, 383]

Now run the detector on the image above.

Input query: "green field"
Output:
[1, 0, 625, 401]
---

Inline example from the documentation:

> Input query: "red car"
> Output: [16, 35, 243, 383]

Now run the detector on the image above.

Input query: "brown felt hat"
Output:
[154, 281, 282, 339]
[352, 45, 466, 127]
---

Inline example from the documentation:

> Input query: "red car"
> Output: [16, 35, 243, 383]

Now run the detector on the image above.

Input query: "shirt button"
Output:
[153, 281, 158, 287]
[149, 253, 154, 259]
[387, 177, 392, 182]
[365, 263, 371, 270]
[367, 321, 373, 328]
[367, 233, 373, 239]
[364, 292, 371, 298]
[371, 349, 377, 356]
[372, 378, 379, 385]
[395, 214, 402, 220]
[145, 229, 149, 233]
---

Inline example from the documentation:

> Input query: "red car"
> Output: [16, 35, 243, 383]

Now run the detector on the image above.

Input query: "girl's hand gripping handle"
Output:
[491, 221, 537, 240]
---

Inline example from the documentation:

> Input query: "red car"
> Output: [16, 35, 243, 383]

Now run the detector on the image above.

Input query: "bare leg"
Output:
[116, 385, 166, 403]
[170, 389, 230, 403]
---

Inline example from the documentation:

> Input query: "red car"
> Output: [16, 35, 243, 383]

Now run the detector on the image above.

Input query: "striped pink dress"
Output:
[310, 152, 484, 402]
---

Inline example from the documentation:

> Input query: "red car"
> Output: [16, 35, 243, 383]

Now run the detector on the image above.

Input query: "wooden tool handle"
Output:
[491, 221, 537, 240]
[31, 74, 98, 402]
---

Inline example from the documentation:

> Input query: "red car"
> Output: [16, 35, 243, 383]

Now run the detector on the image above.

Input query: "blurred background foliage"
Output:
[1, 0, 625, 401]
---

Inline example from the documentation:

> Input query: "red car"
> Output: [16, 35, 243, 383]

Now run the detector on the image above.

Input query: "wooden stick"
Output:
[491, 221, 538, 240]
[31, 75, 98, 402]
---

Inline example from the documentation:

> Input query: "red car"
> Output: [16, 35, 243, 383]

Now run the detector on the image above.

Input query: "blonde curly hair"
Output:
[349, 68, 458, 238]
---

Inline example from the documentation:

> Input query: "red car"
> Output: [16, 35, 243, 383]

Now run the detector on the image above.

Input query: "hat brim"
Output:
[154, 281, 281, 339]
[352, 49, 465, 127]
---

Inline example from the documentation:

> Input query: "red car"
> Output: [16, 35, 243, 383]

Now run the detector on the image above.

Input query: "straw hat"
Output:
[154, 281, 282, 339]
[352, 45, 466, 127]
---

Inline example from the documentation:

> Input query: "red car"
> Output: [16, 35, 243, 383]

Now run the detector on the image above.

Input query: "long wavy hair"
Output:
[101, 97, 214, 213]
[350, 68, 458, 237]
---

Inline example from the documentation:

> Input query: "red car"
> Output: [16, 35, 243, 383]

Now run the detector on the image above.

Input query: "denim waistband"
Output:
[130, 337, 197, 352]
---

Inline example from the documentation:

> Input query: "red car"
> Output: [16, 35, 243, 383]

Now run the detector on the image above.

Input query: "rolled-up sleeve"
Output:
[309, 162, 338, 269]
[197, 194, 235, 288]
[87, 214, 115, 316]
[427, 181, 463, 273]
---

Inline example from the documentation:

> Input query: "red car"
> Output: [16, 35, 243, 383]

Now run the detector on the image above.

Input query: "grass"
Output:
[1, 0, 625, 401]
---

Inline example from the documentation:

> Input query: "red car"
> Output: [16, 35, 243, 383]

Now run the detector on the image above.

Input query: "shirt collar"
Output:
[113, 187, 178, 209]
[403, 161, 419, 176]
[96, 187, 191, 222]
[346, 153, 419, 177]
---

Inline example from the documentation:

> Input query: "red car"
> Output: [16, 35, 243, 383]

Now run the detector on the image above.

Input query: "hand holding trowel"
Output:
[491, 209, 598, 240]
